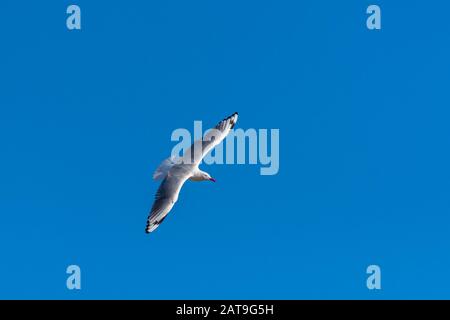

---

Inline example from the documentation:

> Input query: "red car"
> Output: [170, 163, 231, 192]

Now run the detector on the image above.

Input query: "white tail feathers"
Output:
[153, 156, 178, 180]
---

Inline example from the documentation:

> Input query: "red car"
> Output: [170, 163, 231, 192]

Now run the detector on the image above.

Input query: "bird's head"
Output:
[202, 172, 216, 182]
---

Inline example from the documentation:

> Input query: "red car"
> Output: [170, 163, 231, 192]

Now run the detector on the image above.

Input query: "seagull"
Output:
[145, 112, 238, 233]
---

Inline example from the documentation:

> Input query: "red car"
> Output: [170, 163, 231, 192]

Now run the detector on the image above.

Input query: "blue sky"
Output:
[1, 1, 450, 299]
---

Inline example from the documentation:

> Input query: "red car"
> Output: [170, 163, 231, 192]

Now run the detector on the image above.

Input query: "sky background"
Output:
[1, 0, 450, 299]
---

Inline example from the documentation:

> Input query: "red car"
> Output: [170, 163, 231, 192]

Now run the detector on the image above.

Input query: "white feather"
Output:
[152, 156, 178, 180]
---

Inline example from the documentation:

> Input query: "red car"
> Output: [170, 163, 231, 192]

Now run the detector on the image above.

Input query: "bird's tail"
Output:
[153, 156, 178, 180]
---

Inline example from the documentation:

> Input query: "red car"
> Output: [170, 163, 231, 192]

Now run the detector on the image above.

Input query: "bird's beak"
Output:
[209, 178, 216, 182]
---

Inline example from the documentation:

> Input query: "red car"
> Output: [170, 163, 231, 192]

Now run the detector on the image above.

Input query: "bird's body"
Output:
[145, 112, 238, 233]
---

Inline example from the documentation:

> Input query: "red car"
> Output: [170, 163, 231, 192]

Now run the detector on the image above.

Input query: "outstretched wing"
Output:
[182, 112, 238, 165]
[145, 172, 189, 233]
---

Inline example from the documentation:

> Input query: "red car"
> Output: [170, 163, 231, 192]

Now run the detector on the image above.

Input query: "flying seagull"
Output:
[145, 112, 238, 233]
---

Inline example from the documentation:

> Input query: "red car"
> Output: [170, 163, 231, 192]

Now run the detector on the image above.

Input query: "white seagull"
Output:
[145, 112, 238, 233]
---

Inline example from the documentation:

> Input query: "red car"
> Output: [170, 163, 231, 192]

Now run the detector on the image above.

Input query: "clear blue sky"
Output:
[1, 1, 450, 299]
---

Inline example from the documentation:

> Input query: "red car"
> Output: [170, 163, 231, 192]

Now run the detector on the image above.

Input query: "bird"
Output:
[145, 112, 238, 233]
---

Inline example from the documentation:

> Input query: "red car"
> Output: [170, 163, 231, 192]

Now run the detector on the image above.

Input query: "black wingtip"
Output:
[145, 223, 153, 234]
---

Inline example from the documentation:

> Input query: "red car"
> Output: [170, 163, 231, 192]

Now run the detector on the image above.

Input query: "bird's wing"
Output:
[145, 170, 190, 233]
[182, 112, 238, 165]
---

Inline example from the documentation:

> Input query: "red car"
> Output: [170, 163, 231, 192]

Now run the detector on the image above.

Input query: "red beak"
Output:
[209, 178, 216, 182]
